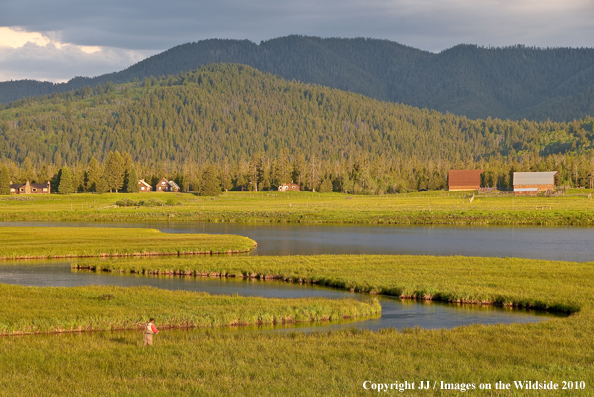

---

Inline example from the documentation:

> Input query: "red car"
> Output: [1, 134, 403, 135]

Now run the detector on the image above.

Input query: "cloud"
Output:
[1, 0, 593, 81]
[0, 40, 153, 82]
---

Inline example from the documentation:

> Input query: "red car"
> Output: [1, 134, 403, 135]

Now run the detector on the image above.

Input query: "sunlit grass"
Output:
[75, 254, 594, 313]
[0, 190, 593, 225]
[1, 253, 594, 395]
[0, 283, 379, 335]
[0, 227, 256, 259]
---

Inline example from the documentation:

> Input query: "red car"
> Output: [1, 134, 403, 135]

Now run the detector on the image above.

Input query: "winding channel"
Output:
[1, 222, 573, 332]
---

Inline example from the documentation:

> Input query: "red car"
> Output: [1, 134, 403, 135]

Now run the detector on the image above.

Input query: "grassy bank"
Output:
[0, 227, 256, 260]
[0, 283, 379, 335]
[2, 254, 594, 395]
[74, 254, 593, 312]
[1, 190, 594, 225]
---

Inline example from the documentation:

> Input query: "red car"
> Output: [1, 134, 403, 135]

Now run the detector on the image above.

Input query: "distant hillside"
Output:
[1, 36, 593, 122]
[1, 64, 592, 167]
[2, 64, 593, 193]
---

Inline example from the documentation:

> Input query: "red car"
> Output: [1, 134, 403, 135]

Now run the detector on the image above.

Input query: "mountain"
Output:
[1, 36, 593, 122]
[2, 64, 593, 192]
[1, 64, 591, 167]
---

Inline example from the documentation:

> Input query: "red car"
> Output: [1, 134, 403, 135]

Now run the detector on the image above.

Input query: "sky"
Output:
[1, 0, 593, 83]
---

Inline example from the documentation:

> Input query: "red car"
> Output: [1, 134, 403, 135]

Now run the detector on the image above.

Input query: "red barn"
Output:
[448, 170, 483, 191]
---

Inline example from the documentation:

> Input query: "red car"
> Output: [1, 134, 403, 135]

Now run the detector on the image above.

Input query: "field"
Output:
[1, 190, 593, 225]
[1, 254, 593, 395]
[0, 227, 256, 259]
[0, 283, 378, 335]
[2, 191, 593, 395]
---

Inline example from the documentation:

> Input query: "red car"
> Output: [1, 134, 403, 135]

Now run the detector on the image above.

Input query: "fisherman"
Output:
[143, 318, 159, 346]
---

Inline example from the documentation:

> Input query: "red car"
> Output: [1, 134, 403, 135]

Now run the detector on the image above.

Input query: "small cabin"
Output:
[156, 178, 180, 192]
[448, 170, 483, 191]
[278, 181, 300, 192]
[9, 181, 51, 194]
[138, 179, 152, 192]
[513, 172, 557, 195]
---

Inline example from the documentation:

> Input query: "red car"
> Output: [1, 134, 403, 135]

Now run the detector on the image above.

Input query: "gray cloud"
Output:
[1, 0, 593, 81]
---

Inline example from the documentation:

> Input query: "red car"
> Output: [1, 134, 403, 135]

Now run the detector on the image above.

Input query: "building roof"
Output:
[513, 172, 557, 186]
[169, 181, 180, 190]
[139, 179, 152, 188]
[10, 182, 49, 189]
[448, 170, 483, 187]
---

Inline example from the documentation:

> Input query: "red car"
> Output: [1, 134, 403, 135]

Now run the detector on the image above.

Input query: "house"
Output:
[9, 181, 51, 194]
[278, 181, 300, 192]
[156, 178, 180, 192]
[513, 172, 557, 195]
[138, 179, 152, 192]
[448, 170, 483, 191]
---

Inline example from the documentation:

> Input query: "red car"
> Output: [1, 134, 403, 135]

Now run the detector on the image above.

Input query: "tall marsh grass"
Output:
[75, 254, 594, 313]
[0, 283, 380, 335]
[0, 227, 256, 259]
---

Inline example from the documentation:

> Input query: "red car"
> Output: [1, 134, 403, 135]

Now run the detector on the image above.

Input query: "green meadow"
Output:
[1, 191, 593, 395]
[1, 190, 593, 225]
[76, 254, 592, 312]
[0, 283, 378, 335]
[1, 254, 593, 395]
[0, 227, 256, 259]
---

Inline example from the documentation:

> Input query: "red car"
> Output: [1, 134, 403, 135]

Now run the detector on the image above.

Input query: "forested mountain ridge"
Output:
[1, 36, 594, 121]
[1, 64, 594, 194]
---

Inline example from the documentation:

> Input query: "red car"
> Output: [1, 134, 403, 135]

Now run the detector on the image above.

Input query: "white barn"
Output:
[513, 172, 557, 195]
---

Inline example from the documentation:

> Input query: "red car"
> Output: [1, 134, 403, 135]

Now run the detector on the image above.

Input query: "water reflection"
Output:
[1, 221, 593, 261]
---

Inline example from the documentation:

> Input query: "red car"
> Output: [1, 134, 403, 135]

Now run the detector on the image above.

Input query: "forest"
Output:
[1, 36, 594, 122]
[0, 64, 593, 195]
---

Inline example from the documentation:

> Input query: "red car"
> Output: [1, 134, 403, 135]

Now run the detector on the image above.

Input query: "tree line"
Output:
[1, 148, 593, 196]
[0, 64, 593, 195]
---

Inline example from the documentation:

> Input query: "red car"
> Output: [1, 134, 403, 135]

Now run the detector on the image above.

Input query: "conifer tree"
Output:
[0, 165, 10, 195]
[57, 167, 74, 194]
[199, 165, 221, 196]
[126, 167, 140, 193]
[86, 157, 105, 193]
[104, 151, 125, 192]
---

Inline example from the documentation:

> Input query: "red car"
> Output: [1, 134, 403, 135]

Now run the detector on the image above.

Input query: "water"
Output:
[0, 260, 561, 332]
[0, 221, 572, 332]
[2, 221, 593, 261]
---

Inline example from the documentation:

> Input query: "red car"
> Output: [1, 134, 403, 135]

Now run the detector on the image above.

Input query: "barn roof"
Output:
[513, 172, 557, 186]
[448, 170, 483, 187]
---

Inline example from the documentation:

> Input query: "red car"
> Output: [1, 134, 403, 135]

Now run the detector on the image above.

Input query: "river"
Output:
[2, 221, 571, 332]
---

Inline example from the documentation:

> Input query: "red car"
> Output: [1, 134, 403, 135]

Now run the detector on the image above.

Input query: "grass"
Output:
[1, 190, 593, 225]
[0, 283, 379, 335]
[1, 254, 594, 395]
[0, 227, 256, 259]
[74, 254, 593, 313]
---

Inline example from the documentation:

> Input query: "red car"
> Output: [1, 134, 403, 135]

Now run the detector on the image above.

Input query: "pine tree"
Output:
[199, 165, 221, 196]
[86, 157, 103, 192]
[126, 167, 140, 193]
[57, 167, 74, 194]
[319, 177, 333, 193]
[104, 151, 125, 192]
[0, 165, 11, 195]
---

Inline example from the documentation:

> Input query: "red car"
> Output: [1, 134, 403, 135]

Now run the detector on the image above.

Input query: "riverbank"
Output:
[73, 254, 591, 313]
[1, 191, 594, 225]
[0, 283, 379, 335]
[0, 227, 256, 260]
